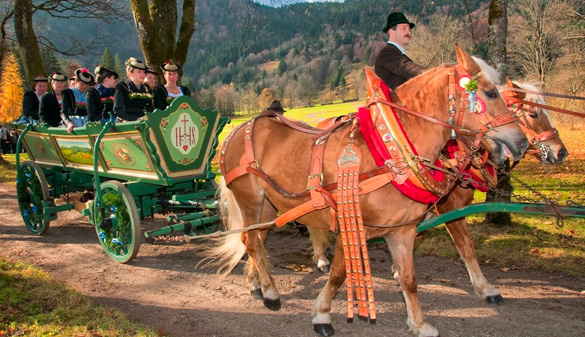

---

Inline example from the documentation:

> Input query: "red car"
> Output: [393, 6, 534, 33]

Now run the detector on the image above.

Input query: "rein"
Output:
[497, 85, 585, 101]
[504, 96, 585, 119]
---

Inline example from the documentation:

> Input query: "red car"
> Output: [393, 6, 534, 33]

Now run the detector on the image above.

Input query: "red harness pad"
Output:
[357, 83, 445, 204]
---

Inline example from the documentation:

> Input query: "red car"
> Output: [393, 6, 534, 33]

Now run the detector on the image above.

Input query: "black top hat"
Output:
[74, 68, 96, 85]
[49, 72, 67, 82]
[267, 100, 285, 113]
[145, 68, 159, 76]
[125, 57, 148, 71]
[382, 12, 415, 33]
[160, 59, 181, 72]
[94, 65, 119, 79]
[33, 74, 49, 82]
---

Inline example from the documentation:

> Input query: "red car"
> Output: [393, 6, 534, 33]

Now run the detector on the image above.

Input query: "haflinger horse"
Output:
[206, 45, 529, 337]
[307, 77, 569, 304]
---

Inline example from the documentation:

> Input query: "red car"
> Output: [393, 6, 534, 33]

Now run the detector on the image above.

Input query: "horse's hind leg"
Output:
[240, 198, 281, 310]
[444, 218, 503, 304]
[385, 228, 438, 337]
[312, 234, 345, 337]
[308, 227, 331, 273]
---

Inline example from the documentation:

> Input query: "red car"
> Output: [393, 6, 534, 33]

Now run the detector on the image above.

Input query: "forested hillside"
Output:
[30, 0, 585, 115]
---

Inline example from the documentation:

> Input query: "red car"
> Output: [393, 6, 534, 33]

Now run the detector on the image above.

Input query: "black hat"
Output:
[382, 12, 415, 33]
[74, 68, 96, 85]
[49, 72, 67, 82]
[160, 59, 181, 72]
[145, 68, 159, 76]
[267, 100, 285, 113]
[33, 74, 48, 82]
[94, 65, 119, 79]
[125, 57, 148, 71]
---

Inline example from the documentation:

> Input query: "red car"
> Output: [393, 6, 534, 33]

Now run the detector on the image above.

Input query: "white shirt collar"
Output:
[387, 41, 406, 55]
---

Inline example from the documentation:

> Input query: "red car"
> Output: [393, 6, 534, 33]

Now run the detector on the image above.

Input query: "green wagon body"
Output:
[14, 97, 229, 262]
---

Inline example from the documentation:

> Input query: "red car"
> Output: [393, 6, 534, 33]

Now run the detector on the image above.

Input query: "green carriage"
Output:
[14, 97, 229, 263]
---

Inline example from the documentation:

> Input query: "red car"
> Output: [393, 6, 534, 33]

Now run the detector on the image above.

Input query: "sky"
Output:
[254, 0, 344, 6]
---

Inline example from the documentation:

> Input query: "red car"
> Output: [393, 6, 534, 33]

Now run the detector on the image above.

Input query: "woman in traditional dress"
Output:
[86, 65, 119, 122]
[62, 68, 95, 133]
[153, 60, 191, 110]
[144, 68, 158, 90]
[113, 57, 154, 121]
[39, 72, 67, 127]
[21, 75, 48, 123]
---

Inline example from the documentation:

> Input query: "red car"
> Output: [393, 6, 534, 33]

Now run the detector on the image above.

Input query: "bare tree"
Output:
[508, 0, 582, 86]
[13, 0, 128, 86]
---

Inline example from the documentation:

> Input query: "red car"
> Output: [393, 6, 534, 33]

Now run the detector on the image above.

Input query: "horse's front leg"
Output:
[444, 218, 503, 304]
[386, 228, 438, 337]
[312, 234, 345, 337]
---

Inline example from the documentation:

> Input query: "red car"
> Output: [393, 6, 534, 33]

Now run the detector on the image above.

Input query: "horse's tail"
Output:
[197, 177, 247, 275]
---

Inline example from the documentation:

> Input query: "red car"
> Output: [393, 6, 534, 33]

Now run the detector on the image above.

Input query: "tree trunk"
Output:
[14, 0, 45, 87]
[488, 0, 508, 79]
[486, 0, 511, 225]
[130, 0, 196, 83]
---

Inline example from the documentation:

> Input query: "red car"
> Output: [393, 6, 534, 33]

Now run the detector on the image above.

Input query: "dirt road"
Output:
[1, 183, 584, 337]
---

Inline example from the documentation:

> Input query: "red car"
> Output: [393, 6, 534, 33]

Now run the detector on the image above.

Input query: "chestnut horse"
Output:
[308, 78, 569, 304]
[207, 46, 529, 337]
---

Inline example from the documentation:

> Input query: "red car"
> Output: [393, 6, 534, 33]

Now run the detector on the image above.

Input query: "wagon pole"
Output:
[181, 221, 276, 242]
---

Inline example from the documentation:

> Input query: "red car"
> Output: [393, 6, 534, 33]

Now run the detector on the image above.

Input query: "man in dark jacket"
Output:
[374, 12, 427, 90]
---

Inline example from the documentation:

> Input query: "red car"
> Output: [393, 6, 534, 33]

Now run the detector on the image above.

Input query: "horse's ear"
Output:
[504, 77, 526, 99]
[455, 44, 481, 77]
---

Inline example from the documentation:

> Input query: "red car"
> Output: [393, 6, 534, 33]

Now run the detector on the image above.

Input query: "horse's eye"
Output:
[484, 90, 498, 99]
[528, 113, 538, 119]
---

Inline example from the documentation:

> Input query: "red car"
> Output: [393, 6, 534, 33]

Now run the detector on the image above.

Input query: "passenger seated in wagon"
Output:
[153, 60, 191, 110]
[62, 68, 95, 133]
[113, 57, 154, 122]
[39, 72, 68, 127]
[21, 75, 48, 124]
[144, 67, 158, 89]
[86, 65, 119, 123]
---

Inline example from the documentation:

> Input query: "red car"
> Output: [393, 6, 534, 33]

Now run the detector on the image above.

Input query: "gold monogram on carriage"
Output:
[160, 104, 209, 165]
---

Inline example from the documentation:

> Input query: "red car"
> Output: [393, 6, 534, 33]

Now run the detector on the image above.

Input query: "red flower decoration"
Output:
[81, 68, 88, 73]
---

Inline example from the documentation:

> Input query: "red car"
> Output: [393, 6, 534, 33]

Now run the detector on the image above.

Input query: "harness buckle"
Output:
[307, 173, 323, 190]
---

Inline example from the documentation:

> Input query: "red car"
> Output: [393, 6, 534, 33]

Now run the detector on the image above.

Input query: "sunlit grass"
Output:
[0, 154, 28, 185]
[0, 255, 158, 337]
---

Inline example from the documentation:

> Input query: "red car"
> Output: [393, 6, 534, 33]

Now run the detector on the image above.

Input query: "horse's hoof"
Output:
[318, 264, 330, 273]
[358, 315, 368, 322]
[313, 323, 335, 337]
[486, 294, 504, 305]
[250, 288, 263, 300]
[263, 298, 281, 311]
[370, 319, 376, 325]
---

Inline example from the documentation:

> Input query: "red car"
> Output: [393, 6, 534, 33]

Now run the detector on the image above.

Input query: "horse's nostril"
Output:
[558, 147, 568, 160]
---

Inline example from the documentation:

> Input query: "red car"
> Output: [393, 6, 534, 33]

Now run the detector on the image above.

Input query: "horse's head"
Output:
[501, 79, 568, 165]
[454, 45, 529, 166]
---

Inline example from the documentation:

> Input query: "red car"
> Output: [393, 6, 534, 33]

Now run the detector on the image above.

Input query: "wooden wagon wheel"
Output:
[94, 180, 141, 263]
[17, 161, 51, 235]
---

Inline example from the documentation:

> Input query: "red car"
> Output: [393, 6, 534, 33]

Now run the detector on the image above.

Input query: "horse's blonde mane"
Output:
[471, 56, 501, 85]
[512, 81, 551, 122]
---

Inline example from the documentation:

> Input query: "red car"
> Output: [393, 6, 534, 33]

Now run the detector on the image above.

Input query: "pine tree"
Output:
[40, 47, 61, 75]
[0, 52, 25, 124]
[114, 52, 125, 80]
[101, 48, 116, 70]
